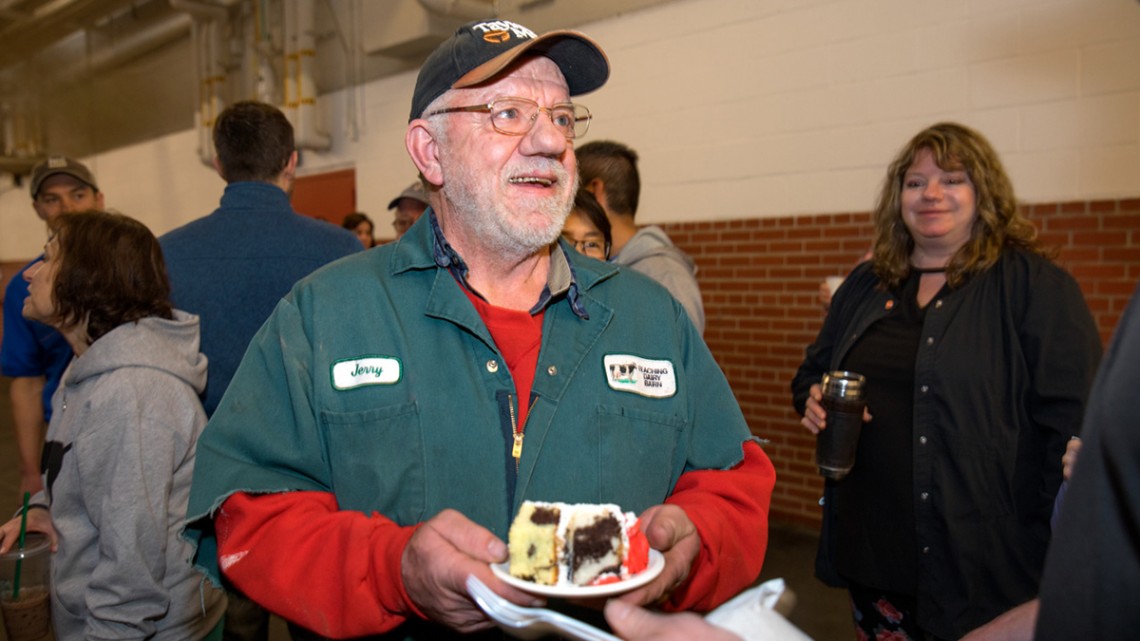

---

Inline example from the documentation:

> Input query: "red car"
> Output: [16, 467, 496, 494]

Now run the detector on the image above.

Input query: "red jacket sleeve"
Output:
[215, 491, 424, 638]
[663, 440, 775, 612]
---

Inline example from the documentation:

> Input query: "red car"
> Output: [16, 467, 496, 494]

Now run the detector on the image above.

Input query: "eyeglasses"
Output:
[427, 97, 592, 140]
[565, 237, 610, 260]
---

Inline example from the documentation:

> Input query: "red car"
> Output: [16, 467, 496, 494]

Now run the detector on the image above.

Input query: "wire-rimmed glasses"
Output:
[565, 237, 609, 260]
[427, 97, 592, 140]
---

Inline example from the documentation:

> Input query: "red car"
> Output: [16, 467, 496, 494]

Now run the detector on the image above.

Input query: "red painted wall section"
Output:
[662, 198, 1140, 528]
[292, 168, 356, 226]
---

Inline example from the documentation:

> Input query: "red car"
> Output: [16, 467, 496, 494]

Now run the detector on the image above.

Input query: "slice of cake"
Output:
[508, 501, 650, 587]
[507, 501, 561, 585]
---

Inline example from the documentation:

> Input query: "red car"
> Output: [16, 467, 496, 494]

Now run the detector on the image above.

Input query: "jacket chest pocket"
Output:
[320, 401, 425, 524]
[597, 404, 685, 511]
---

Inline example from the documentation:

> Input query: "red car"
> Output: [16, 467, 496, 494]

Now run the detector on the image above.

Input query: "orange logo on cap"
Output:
[483, 30, 510, 44]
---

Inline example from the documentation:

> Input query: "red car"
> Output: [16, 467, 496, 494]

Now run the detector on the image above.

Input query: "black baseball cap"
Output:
[30, 155, 98, 199]
[409, 19, 609, 121]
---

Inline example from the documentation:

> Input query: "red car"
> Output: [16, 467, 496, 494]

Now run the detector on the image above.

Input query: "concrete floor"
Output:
[0, 375, 853, 641]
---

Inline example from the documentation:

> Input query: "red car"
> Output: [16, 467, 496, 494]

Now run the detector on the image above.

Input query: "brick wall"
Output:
[665, 198, 1140, 528]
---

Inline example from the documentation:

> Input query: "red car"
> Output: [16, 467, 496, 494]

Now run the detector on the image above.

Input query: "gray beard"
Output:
[441, 158, 577, 263]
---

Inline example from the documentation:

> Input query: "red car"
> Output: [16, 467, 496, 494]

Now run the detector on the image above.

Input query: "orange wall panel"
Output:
[291, 168, 356, 226]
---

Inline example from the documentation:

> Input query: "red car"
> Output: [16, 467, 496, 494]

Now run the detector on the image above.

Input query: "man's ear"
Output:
[211, 155, 226, 181]
[282, 151, 298, 181]
[585, 178, 609, 211]
[407, 120, 443, 187]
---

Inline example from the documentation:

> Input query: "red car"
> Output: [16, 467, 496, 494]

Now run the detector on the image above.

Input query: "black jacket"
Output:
[791, 249, 1102, 639]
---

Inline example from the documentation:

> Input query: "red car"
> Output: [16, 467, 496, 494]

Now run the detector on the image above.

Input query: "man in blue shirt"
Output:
[160, 100, 360, 641]
[161, 100, 361, 417]
[2, 155, 103, 496]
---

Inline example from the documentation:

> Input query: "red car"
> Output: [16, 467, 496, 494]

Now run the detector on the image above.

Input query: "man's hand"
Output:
[605, 600, 742, 641]
[618, 505, 700, 606]
[400, 509, 538, 632]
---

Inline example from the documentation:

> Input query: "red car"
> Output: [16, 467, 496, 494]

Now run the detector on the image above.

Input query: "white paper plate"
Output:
[490, 549, 665, 598]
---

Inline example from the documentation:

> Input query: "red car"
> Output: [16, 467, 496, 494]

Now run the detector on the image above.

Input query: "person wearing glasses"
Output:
[185, 19, 775, 641]
[562, 189, 612, 260]
[387, 180, 430, 238]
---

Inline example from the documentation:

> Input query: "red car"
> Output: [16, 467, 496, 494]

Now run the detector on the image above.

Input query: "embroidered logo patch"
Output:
[603, 354, 677, 398]
[472, 20, 537, 44]
[331, 356, 401, 390]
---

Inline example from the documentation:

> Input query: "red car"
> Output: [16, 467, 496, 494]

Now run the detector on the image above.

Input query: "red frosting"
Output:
[624, 518, 650, 575]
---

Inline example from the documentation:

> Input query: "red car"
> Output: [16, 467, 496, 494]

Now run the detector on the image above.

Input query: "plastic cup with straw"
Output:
[12, 491, 30, 600]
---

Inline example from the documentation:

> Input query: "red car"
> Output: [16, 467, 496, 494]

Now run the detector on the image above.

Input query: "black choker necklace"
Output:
[912, 265, 947, 274]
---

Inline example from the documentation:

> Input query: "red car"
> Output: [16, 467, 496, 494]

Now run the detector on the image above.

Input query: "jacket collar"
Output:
[218, 181, 291, 210]
[390, 209, 607, 319]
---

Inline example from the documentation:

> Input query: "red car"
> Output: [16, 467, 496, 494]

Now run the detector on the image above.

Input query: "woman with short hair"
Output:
[0, 210, 225, 640]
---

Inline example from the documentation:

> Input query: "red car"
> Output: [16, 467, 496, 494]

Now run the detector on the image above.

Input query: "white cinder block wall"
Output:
[1, 0, 1137, 258]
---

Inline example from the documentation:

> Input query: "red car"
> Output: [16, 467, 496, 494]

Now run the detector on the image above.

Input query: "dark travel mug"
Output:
[815, 370, 866, 480]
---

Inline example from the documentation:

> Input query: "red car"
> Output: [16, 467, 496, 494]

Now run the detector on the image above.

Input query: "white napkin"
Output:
[704, 578, 815, 641]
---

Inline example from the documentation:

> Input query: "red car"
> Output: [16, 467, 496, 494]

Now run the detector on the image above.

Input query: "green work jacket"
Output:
[185, 214, 753, 609]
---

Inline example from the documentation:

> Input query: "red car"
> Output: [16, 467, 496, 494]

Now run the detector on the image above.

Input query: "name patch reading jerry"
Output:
[332, 357, 401, 390]
[603, 354, 677, 398]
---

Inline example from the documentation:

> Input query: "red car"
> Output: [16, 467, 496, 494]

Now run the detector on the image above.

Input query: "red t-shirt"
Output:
[462, 288, 544, 430]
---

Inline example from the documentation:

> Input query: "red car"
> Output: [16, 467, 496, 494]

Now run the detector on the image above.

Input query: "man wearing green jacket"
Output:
[185, 18, 776, 640]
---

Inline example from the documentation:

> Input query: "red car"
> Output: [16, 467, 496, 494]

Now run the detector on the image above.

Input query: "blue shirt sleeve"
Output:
[1, 261, 72, 419]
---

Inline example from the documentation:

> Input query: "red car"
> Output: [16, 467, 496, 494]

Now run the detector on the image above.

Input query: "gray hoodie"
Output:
[34, 311, 225, 640]
[613, 225, 706, 333]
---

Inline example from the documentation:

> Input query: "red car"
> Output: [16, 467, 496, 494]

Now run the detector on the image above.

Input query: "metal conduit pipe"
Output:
[171, 0, 229, 165]
[416, 0, 515, 20]
[50, 13, 193, 85]
[296, 0, 327, 149]
[169, 0, 228, 21]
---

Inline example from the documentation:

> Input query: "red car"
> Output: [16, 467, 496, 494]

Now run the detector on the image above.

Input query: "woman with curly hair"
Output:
[791, 122, 1102, 640]
[0, 211, 225, 640]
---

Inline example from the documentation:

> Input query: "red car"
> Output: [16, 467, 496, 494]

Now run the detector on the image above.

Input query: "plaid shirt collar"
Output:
[428, 210, 589, 319]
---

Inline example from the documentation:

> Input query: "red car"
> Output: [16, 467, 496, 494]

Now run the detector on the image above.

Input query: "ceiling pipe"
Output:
[0, 0, 139, 70]
[0, 155, 46, 175]
[287, 0, 330, 151]
[85, 13, 193, 76]
[16, 10, 193, 90]
[169, 0, 227, 20]
[170, 0, 230, 166]
[416, 0, 537, 20]
[191, 19, 212, 165]
[415, 0, 500, 21]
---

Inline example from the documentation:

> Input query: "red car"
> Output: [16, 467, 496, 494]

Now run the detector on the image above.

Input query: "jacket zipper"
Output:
[509, 394, 522, 472]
